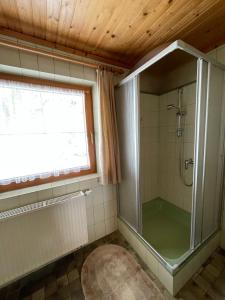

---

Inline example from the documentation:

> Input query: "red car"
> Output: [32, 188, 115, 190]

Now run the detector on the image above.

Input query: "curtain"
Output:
[97, 67, 121, 185]
[0, 79, 89, 185]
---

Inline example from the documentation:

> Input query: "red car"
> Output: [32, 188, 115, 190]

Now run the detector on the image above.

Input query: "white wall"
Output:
[0, 35, 118, 247]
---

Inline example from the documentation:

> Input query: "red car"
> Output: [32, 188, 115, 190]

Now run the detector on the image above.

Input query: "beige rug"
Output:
[81, 244, 165, 300]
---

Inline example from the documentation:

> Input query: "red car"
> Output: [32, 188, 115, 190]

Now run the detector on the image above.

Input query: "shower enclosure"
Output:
[116, 40, 225, 273]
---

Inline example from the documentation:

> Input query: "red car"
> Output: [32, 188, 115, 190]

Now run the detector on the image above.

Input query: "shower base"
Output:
[142, 198, 191, 266]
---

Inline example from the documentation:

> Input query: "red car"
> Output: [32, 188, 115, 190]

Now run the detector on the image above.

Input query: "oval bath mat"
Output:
[81, 244, 165, 300]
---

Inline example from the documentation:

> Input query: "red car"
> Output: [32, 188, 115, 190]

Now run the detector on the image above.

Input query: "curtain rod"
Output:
[0, 39, 126, 75]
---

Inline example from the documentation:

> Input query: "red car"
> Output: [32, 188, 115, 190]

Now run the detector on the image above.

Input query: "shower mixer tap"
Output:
[184, 158, 194, 170]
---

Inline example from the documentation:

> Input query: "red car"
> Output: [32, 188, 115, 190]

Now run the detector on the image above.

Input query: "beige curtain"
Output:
[97, 67, 121, 185]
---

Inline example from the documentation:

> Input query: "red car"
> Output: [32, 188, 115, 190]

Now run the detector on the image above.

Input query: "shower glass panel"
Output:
[192, 60, 225, 247]
[139, 50, 197, 266]
[116, 76, 141, 232]
[201, 63, 224, 241]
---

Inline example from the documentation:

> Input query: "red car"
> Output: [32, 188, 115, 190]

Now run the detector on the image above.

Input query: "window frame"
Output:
[0, 73, 97, 193]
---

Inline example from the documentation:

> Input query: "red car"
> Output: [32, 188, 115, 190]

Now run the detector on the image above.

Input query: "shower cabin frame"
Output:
[116, 40, 225, 274]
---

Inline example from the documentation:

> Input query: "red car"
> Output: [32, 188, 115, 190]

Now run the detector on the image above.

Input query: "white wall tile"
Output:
[18, 192, 38, 206]
[91, 187, 103, 207]
[69, 63, 85, 79]
[65, 182, 80, 194]
[94, 221, 106, 239]
[104, 200, 117, 219]
[83, 66, 96, 82]
[93, 203, 105, 223]
[87, 225, 95, 243]
[38, 55, 54, 74]
[86, 207, 94, 225]
[37, 189, 53, 201]
[0, 47, 20, 67]
[52, 185, 66, 197]
[85, 194, 93, 209]
[103, 185, 115, 203]
[160, 94, 167, 110]
[0, 196, 22, 211]
[105, 217, 117, 235]
[216, 46, 225, 65]
[54, 60, 70, 77]
[157, 83, 195, 211]
[20, 51, 38, 70]
[207, 49, 217, 60]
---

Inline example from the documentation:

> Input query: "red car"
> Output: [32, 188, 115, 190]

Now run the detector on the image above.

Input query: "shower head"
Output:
[167, 104, 180, 111]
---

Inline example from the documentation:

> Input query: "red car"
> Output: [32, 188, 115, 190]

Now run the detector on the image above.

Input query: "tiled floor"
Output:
[177, 248, 225, 299]
[1, 230, 225, 300]
[0, 231, 172, 300]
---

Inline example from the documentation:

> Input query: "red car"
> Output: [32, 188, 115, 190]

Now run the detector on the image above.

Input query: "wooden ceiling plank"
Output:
[17, 0, 34, 36]
[147, 0, 223, 54]
[0, 0, 21, 32]
[0, 1, 9, 28]
[150, 0, 221, 47]
[66, 0, 91, 48]
[55, 0, 77, 45]
[91, 0, 139, 51]
[80, 0, 116, 51]
[129, 0, 219, 62]
[124, 0, 192, 58]
[177, 3, 225, 50]
[46, 0, 62, 43]
[91, 0, 128, 51]
[31, 0, 47, 39]
[96, 0, 160, 53]
[72, 0, 103, 48]
[0, 0, 225, 67]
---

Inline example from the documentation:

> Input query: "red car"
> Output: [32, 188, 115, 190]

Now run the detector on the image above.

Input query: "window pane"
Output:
[0, 80, 91, 184]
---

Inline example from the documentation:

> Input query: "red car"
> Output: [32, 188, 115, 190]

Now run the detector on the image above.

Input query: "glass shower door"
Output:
[115, 76, 141, 233]
[201, 63, 225, 241]
[192, 60, 225, 248]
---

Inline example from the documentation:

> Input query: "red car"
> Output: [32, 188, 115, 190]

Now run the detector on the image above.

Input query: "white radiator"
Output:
[0, 190, 89, 287]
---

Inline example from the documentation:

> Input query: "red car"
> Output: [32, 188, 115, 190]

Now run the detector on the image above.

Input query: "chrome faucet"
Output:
[184, 158, 194, 170]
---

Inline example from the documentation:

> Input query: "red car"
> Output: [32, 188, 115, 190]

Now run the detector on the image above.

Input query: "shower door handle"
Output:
[184, 158, 194, 170]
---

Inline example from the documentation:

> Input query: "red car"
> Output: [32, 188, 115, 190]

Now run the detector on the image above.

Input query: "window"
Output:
[0, 74, 96, 192]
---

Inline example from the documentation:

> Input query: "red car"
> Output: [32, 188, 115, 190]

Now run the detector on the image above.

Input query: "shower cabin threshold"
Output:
[118, 216, 220, 274]
[118, 217, 220, 295]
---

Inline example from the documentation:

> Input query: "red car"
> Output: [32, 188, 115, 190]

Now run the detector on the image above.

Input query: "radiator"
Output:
[0, 190, 89, 287]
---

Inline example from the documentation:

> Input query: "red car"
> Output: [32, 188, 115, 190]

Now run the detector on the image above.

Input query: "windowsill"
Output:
[0, 173, 100, 200]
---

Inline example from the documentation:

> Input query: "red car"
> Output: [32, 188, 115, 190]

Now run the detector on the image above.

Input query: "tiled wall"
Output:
[0, 35, 118, 246]
[158, 84, 195, 212]
[140, 93, 160, 203]
[140, 84, 195, 212]
[208, 45, 225, 249]
[0, 177, 117, 244]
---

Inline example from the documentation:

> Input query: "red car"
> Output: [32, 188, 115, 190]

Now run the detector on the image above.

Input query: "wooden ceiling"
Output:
[0, 0, 225, 68]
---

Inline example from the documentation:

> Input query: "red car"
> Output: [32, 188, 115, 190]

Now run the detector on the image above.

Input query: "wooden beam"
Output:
[0, 27, 131, 69]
